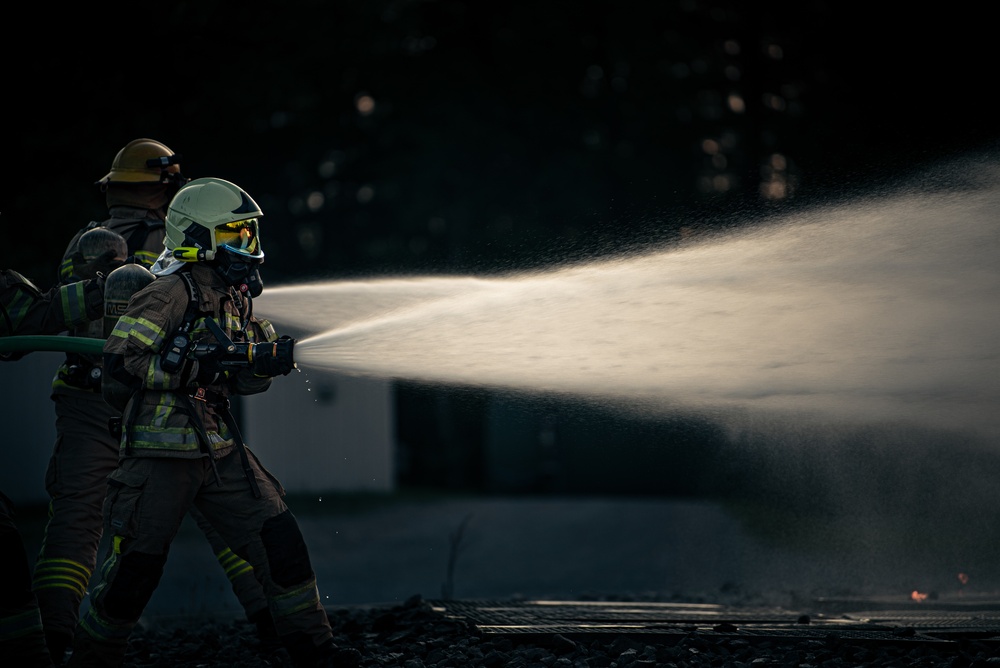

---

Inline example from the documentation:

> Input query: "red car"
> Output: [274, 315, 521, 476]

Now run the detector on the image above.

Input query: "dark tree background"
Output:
[7, 1, 996, 283]
[4, 0, 998, 495]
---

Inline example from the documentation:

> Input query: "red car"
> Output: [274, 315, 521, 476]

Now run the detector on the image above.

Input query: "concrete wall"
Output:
[242, 369, 395, 493]
[0, 352, 395, 506]
[0, 352, 61, 505]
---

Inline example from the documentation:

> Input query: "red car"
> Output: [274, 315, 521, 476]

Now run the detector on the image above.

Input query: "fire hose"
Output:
[0, 330, 295, 371]
[0, 335, 105, 355]
[0, 265, 294, 369]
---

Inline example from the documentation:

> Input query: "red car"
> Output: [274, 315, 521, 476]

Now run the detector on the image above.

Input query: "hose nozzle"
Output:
[197, 318, 296, 376]
[249, 336, 295, 373]
[248, 336, 295, 368]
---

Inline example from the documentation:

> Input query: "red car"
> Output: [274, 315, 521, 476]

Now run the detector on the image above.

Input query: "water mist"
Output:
[258, 158, 1000, 441]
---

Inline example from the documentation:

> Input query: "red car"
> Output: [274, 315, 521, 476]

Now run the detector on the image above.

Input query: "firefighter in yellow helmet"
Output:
[0, 262, 120, 668]
[35, 142, 277, 665]
[69, 178, 337, 668]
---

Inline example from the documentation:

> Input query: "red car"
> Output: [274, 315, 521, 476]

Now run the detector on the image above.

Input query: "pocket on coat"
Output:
[104, 467, 148, 538]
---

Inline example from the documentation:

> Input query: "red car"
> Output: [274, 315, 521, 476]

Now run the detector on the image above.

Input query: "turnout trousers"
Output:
[0, 492, 54, 667]
[70, 449, 332, 667]
[34, 393, 268, 656]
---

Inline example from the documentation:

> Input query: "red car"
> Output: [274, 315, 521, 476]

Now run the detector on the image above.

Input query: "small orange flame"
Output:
[911, 590, 929, 602]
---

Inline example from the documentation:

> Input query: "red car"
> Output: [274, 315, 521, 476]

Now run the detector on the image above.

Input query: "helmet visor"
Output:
[215, 219, 262, 259]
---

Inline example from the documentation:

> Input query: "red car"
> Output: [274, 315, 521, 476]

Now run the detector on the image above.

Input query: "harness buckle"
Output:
[189, 386, 230, 410]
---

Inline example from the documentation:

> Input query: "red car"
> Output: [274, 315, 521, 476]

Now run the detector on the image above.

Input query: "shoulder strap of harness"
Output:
[176, 270, 204, 333]
[129, 218, 165, 258]
[166, 270, 261, 497]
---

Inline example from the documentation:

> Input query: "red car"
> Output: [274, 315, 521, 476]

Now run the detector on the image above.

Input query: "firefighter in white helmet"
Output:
[36, 142, 276, 665]
[70, 178, 338, 668]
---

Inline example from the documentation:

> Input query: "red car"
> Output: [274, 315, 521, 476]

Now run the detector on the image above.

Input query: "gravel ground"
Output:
[110, 594, 998, 668]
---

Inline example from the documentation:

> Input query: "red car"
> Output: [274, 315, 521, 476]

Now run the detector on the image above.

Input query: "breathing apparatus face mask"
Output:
[214, 251, 264, 298]
[211, 218, 264, 297]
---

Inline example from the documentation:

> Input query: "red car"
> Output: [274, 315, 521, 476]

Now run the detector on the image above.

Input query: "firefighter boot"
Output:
[284, 635, 363, 668]
[4, 628, 55, 668]
[65, 633, 126, 668]
[45, 628, 73, 666]
[248, 608, 281, 655]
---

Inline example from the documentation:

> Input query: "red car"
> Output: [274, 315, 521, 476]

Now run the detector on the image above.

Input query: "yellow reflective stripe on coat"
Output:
[224, 311, 243, 333]
[145, 356, 178, 391]
[58, 256, 77, 282]
[4, 289, 32, 332]
[111, 315, 165, 348]
[133, 249, 159, 267]
[58, 281, 88, 328]
[127, 425, 235, 452]
[150, 392, 179, 429]
[257, 317, 278, 342]
[127, 426, 203, 451]
[189, 312, 242, 337]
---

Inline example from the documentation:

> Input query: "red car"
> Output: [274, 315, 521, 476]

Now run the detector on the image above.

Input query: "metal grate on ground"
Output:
[427, 599, 1000, 645]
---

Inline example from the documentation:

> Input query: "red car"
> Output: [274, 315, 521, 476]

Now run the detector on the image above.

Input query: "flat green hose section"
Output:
[0, 335, 105, 355]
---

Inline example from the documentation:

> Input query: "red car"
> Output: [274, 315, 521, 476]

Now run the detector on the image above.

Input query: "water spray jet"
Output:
[258, 159, 1000, 440]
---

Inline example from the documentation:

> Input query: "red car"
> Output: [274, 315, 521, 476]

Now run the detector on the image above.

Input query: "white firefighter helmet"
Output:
[164, 177, 264, 262]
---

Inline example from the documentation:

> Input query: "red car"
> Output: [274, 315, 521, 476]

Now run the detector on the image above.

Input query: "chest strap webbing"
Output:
[176, 271, 261, 497]
[183, 389, 261, 498]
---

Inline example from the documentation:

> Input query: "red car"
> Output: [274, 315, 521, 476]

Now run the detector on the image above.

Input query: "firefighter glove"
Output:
[194, 346, 225, 385]
[252, 336, 295, 377]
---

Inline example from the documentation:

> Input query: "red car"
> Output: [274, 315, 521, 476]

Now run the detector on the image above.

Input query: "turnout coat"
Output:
[104, 262, 279, 460]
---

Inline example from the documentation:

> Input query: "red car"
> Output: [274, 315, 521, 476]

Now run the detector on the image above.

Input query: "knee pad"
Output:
[103, 550, 168, 620]
[261, 510, 314, 586]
